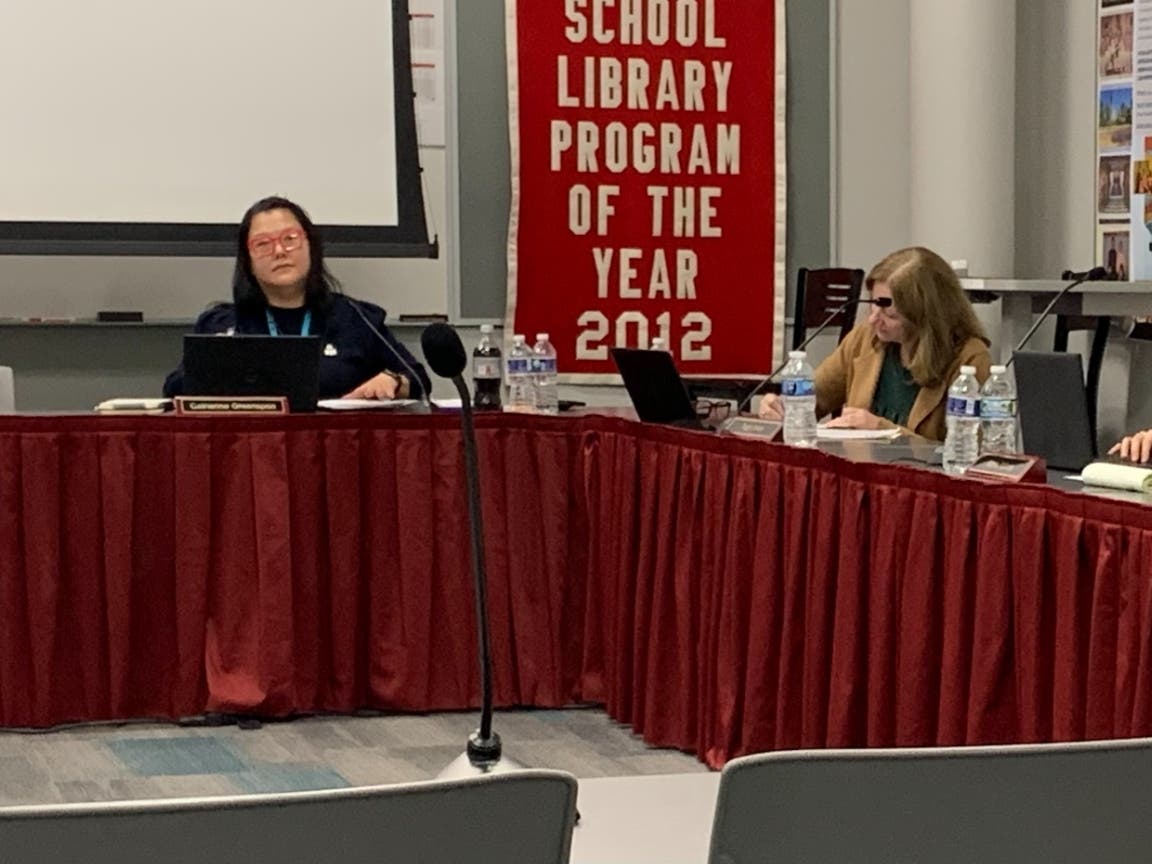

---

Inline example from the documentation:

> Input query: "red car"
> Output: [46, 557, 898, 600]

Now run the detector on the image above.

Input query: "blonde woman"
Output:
[760, 247, 992, 441]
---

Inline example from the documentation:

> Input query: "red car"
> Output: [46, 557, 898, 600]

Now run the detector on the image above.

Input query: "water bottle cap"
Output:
[513, 333, 525, 344]
[788, 350, 806, 359]
[990, 364, 1007, 374]
[536, 332, 549, 341]
[480, 324, 493, 334]
[959, 365, 976, 375]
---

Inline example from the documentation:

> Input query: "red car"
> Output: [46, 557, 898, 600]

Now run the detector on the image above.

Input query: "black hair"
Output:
[232, 196, 341, 312]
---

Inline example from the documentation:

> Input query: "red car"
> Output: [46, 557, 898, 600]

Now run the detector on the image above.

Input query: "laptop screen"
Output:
[1012, 351, 1096, 471]
[183, 334, 322, 413]
[609, 347, 704, 428]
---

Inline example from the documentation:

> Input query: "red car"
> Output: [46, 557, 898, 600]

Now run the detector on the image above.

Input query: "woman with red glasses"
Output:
[759, 246, 991, 441]
[164, 195, 431, 401]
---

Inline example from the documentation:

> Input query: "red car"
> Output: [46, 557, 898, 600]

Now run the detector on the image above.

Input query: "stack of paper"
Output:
[94, 398, 173, 414]
[815, 426, 902, 441]
[317, 398, 419, 411]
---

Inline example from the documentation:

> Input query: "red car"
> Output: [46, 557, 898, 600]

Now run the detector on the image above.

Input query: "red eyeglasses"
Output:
[248, 228, 306, 258]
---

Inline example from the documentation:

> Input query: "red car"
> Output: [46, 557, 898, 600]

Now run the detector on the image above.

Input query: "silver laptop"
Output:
[1012, 351, 1096, 472]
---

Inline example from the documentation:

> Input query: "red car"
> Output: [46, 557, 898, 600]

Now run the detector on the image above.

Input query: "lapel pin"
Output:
[324, 343, 338, 357]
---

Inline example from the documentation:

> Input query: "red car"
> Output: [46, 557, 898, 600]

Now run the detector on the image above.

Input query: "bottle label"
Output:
[532, 356, 557, 375]
[947, 396, 980, 417]
[507, 357, 530, 375]
[473, 358, 501, 379]
[781, 378, 815, 397]
[981, 397, 1015, 419]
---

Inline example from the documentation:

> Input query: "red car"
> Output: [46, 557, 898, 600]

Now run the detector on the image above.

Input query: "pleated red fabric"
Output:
[2, 412, 1152, 769]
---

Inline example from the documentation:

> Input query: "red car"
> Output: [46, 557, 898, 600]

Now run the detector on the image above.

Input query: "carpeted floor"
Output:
[0, 707, 706, 806]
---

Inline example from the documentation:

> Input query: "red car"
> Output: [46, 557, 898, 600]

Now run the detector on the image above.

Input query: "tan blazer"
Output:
[814, 323, 992, 442]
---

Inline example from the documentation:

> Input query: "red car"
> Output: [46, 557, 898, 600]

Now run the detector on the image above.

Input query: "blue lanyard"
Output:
[265, 308, 311, 337]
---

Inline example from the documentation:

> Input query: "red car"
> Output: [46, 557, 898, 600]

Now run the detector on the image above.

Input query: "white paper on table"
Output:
[433, 398, 464, 409]
[1079, 461, 1152, 492]
[95, 397, 173, 412]
[816, 426, 902, 441]
[318, 398, 419, 411]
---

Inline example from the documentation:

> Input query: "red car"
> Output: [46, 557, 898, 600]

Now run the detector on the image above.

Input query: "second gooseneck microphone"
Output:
[736, 296, 889, 415]
[1006, 267, 1109, 365]
[346, 296, 431, 405]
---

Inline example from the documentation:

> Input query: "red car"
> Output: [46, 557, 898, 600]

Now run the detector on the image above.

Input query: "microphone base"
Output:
[437, 729, 582, 824]
[437, 732, 527, 779]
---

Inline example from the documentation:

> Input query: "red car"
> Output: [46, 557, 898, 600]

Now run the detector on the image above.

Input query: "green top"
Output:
[871, 344, 919, 426]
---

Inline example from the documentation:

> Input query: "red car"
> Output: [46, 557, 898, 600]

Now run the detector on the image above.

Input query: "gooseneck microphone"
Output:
[1006, 267, 1109, 365]
[736, 297, 890, 415]
[420, 322, 515, 776]
[346, 296, 431, 406]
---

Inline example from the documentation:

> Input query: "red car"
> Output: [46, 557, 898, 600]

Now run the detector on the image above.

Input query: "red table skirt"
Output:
[2, 411, 1151, 767]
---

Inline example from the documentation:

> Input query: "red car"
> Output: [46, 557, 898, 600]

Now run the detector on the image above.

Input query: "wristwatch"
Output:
[383, 370, 406, 395]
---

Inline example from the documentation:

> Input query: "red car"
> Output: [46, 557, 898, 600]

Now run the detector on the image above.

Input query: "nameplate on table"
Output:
[718, 416, 782, 441]
[965, 452, 1046, 484]
[174, 396, 288, 415]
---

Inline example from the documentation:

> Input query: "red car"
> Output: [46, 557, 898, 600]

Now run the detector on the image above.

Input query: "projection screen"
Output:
[0, 0, 433, 257]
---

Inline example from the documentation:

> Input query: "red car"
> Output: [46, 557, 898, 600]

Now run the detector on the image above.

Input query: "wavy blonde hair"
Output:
[866, 246, 988, 387]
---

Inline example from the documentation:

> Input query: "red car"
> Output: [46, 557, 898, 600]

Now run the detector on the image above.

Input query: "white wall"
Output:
[833, 0, 911, 270]
[834, 0, 1096, 279]
[1013, 0, 1096, 278]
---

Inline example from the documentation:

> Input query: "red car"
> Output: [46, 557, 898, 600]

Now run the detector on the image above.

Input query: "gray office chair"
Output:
[708, 739, 1152, 864]
[1052, 315, 1109, 443]
[0, 770, 577, 864]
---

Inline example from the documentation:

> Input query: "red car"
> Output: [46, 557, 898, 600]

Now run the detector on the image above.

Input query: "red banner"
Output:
[505, 0, 785, 381]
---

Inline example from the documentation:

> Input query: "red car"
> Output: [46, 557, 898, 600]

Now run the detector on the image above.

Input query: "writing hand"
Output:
[823, 407, 886, 430]
[757, 394, 784, 420]
[343, 372, 403, 400]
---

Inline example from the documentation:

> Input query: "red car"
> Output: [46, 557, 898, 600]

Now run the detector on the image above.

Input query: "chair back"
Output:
[0, 770, 577, 864]
[1052, 315, 1109, 443]
[708, 739, 1152, 864]
[0, 367, 13, 412]
[793, 268, 865, 350]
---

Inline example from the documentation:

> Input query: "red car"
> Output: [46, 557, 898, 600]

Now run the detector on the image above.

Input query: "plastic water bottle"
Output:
[780, 350, 818, 447]
[531, 332, 559, 414]
[942, 365, 981, 474]
[505, 334, 535, 413]
[980, 365, 1018, 454]
[472, 324, 502, 410]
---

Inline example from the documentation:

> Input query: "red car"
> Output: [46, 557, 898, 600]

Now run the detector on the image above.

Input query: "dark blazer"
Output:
[163, 294, 431, 400]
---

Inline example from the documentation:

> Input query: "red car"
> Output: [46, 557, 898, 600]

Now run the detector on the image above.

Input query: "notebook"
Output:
[183, 334, 322, 413]
[1012, 351, 1096, 472]
[1080, 461, 1152, 492]
[609, 347, 706, 430]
